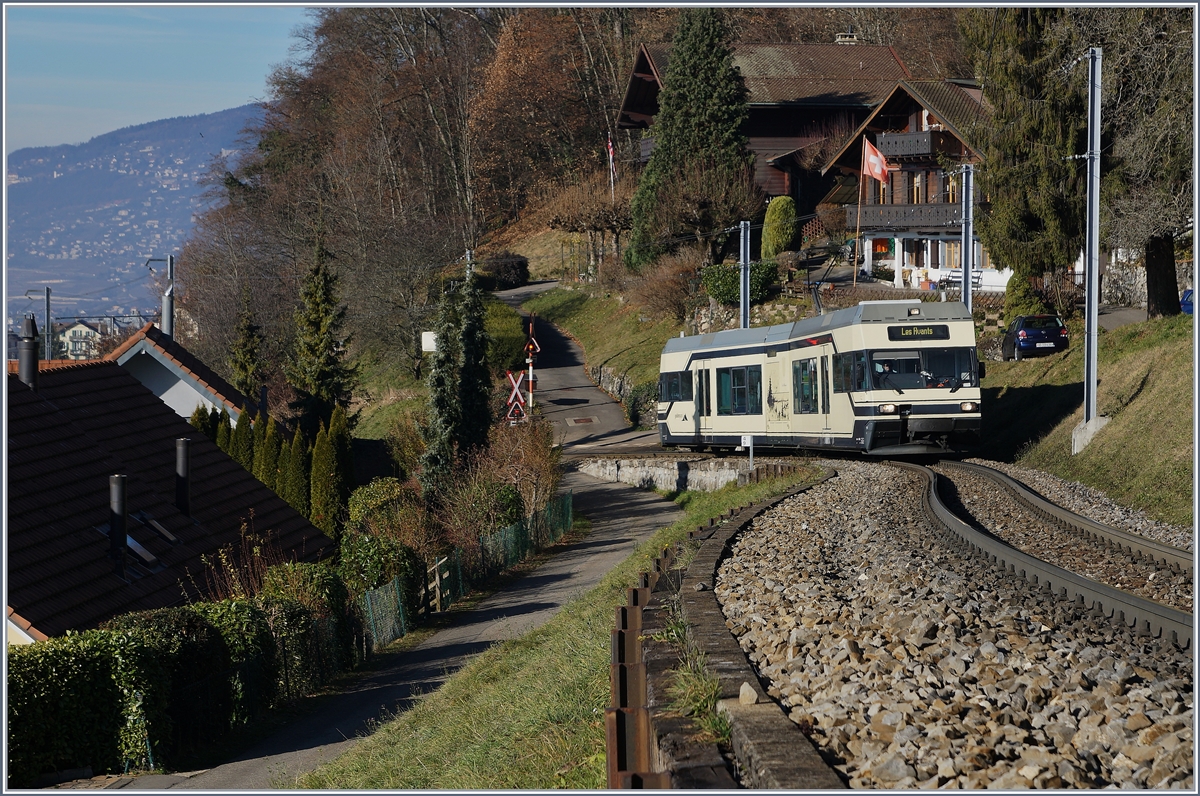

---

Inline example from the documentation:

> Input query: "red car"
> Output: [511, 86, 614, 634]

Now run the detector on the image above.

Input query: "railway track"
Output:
[707, 459, 1193, 788]
[895, 460, 1193, 651]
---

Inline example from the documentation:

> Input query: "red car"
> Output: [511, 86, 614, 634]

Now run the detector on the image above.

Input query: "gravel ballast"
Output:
[714, 461, 1194, 789]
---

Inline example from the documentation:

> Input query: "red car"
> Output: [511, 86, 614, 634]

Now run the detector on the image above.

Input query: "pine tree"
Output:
[189, 404, 211, 440]
[229, 404, 255, 472]
[761, 196, 798, 261]
[216, 407, 233, 453]
[960, 8, 1087, 318]
[252, 409, 267, 467]
[255, 415, 282, 492]
[328, 405, 355, 503]
[285, 253, 358, 440]
[418, 285, 461, 498]
[227, 290, 264, 399]
[626, 8, 752, 269]
[282, 431, 311, 517]
[309, 423, 340, 536]
[455, 269, 493, 456]
[273, 426, 293, 498]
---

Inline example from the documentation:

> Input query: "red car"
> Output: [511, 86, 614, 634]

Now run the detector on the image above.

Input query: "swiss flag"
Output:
[862, 136, 891, 183]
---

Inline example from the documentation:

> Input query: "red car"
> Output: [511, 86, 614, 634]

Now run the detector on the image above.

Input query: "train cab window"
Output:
[716, 365, 762, 415]
[871, 348, 977, 390]
[832, 352, 868, 393]
[792, 358, 819, 414]
[659, 371, 694, 402]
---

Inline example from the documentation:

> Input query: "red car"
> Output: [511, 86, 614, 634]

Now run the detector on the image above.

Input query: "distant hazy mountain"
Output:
[5, 104, 263, 324]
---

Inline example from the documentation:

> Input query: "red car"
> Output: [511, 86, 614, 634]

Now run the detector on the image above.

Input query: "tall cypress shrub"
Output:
[761, 196, 798, 260]
[309, 423, 340, 536]
[215, 407, 233, 453]
[418, 285, 461, 497]
[255, 416, 282, 492]
[328, 405, 354, 504]
[283, 432, 311, 518]
[229, 405, 255, 472]
[189, 404, 212, 440]
[227, 291, 264, 399]
[456, 270, 492, 456]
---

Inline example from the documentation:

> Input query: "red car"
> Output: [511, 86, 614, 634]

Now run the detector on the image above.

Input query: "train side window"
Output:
[832, 352, 868, 393]
[792, 358, 818, 414]
[716, 365, 762, 415]
[659, 371, 694, 402]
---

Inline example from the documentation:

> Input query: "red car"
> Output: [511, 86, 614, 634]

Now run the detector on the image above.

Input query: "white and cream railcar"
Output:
[657, 300, 982, 455]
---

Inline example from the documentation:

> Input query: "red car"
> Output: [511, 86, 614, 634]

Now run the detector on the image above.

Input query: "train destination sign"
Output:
[887, 324, 950, 341]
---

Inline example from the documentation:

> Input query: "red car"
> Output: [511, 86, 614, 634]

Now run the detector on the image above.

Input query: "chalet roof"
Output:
[821, 79, 990, 175]
[619, 42, 911, 129]
[7, 361, 332, 638]
[106, 322, 251, 417]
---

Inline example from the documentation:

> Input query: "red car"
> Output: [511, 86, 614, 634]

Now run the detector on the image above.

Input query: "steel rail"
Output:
[890, 461, 1193, 653]
[942, 460, 1193, 576]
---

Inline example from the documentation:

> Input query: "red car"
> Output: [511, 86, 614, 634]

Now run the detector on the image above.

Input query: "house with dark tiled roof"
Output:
[618, 36, 911, 219]
[6, 350, 332, 643]
[818, 78, 1011, 292]
[104, 322, 258, 425]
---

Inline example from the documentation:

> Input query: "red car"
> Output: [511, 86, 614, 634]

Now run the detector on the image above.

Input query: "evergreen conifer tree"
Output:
[255, 415, 281, 491]
[328, 405, 355, 503]
[455, 270, 493, 456]
[418, 285, 461, 497]
[229, 405, 255, 472]
[252, 408, 267, 464]
[626, 8, 751, 269]
[309, 423, 340, 536]
[273, 426, 292, 498]
[228, 291, 264, 399]
[189, 404, 211, 439]
[216, 407, 233, 453]
[285, 254, 358, 440]
[208, 405, 222, 440]
[283, 431, 311, 517]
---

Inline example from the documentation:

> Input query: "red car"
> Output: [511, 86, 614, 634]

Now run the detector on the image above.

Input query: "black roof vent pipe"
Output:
[175, 438, 191, 517]
[109, 474, 128, 579]
[17, 315, 39, 391]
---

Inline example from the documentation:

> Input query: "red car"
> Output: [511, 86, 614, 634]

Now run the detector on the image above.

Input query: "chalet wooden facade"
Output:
[820, 79, 1012, 291]
[617, 38, 910, 220]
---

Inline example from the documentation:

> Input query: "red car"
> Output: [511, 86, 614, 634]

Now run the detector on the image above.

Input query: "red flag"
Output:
[862, 136, 891, 183]
[607, 133, 617, 182]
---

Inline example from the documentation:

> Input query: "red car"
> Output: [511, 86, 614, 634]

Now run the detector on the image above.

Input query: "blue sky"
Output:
[4, 4, 315, 154]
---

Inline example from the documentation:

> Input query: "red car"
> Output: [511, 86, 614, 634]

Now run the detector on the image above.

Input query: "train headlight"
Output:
[959, 401, 979, 412]
[879, 403, 898, 415]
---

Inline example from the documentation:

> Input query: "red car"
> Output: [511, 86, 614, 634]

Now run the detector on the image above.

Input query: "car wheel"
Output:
[1014, 348, 1023, 361]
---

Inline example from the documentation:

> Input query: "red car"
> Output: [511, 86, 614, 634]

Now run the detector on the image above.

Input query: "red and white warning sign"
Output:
[506, 402, 526, 421]
[506, 371, 526, 405]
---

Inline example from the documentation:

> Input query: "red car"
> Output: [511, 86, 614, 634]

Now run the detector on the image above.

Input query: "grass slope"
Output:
[524, 286, 683, 389]
[292, 467, 824, 789]
[979, 313, 1193, 526]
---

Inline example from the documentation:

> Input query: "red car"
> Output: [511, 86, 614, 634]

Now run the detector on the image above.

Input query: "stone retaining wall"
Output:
[578, 457, 744, 493]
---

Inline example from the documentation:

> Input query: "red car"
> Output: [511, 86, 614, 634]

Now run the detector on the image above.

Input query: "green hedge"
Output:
[701, 261, 777, 305]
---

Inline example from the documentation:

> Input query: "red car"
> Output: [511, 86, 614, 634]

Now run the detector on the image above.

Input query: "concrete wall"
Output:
[578, 458, 746, 493]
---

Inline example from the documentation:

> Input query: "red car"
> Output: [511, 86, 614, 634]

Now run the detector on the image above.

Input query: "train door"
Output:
[696, 361, 713, 441]
[820, 354, 832, 431]
[764, 356, 789, 440]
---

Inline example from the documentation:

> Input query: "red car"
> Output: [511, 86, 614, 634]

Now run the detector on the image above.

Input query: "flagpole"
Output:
[854, 138, 866, 288]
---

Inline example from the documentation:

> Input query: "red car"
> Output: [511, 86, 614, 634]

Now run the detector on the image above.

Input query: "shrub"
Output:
[484, 300, 526, 373]
[1004, 273, 1051, 320]
[189, 600, 278, 725]
[337, 523, 424, 619]
[624, 381, 660, 429]
[629, 247, 705, 323]
[761, 196, 798, 260]
[385, 409, 426, 481]
[485, 251, 530, 289]
[700, 261, 777, 305]
[255, 595, 325, 702]
[260, 562, 348, 619]
[101, 608, 232, 765]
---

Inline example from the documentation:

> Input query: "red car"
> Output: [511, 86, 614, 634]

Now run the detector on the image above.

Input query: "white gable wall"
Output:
[121, 350, 238, 425]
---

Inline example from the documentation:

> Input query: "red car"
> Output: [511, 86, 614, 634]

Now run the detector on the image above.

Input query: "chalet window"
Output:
[909, 172, 922, 204]
[947, 174, 958, 205]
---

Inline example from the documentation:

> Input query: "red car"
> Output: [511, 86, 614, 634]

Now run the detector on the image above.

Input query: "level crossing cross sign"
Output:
[506, 370, 526, 406]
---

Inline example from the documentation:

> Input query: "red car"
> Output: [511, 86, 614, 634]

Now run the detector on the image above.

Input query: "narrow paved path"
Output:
[103, 282, 679, 790]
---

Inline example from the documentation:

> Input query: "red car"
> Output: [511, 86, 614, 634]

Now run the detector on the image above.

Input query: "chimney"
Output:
[160, 254, 175, 340]
[175, 438, 191, 516]
[109, 475, 128, 578]
[835, 28, 859, 45]
[17, 315, 39, 390]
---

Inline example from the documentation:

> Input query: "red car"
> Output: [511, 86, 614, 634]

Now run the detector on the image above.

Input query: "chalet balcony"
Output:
[847, 203, 962, 232]
[877, 130, 962, 160]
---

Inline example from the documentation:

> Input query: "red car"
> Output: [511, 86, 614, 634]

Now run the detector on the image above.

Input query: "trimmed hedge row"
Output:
[6, 564, 363, 787]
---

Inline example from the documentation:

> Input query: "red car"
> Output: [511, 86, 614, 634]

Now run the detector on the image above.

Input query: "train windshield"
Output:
[870, 348, 977, 391]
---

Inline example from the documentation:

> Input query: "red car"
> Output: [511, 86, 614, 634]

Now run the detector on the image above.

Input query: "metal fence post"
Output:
[394, 576, 407, 636]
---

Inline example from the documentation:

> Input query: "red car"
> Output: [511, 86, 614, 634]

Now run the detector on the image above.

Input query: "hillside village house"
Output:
[819, 79, 1012, 292]
[56, 319, 102, 360]
[6, 322, 330, 644]
[619, 34, 1008, 294]
[618, 35, 911, 224]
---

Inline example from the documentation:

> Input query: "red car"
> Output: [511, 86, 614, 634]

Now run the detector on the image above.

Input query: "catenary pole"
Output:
[739, 220, 751, 329]
[1084, 47, 1102, 426]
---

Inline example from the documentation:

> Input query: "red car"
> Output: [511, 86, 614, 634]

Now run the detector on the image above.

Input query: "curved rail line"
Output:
[941, 460, 1193, 576]
[890, 460, 1193, 652]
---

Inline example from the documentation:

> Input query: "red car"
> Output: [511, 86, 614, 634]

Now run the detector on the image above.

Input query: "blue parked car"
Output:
[1001, 315, 1069, 361]
[1181, 289, 1193, 315]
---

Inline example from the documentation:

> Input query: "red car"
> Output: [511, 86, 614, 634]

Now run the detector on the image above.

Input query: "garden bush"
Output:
[761, 196, 798, 260]
[700, 261, 777, 305]
[485, 251, 530, 289]
[189, 599, 278, 725]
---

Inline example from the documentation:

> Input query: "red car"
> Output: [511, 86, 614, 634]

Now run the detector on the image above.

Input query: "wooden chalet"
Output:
[819, 79, 1011, 291]
[618, 37, 911, 219]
